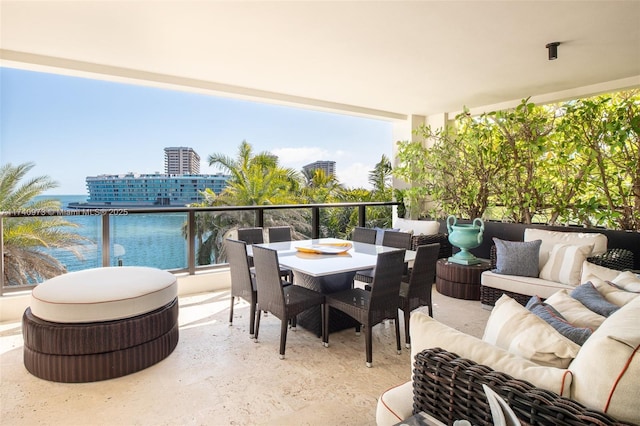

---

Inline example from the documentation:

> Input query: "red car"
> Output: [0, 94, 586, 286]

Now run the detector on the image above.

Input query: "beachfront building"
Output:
[82, 173, 230, 207]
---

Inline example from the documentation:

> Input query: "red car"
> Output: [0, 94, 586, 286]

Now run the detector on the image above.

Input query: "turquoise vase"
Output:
[446, 215, 484, 265]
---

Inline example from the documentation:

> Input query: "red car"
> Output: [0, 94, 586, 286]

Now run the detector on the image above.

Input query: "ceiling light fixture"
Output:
[546, 42, 560, 60]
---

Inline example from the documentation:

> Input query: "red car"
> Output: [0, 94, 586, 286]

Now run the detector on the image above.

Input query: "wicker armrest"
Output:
[587, 248, 634, 271]
[412, 233, 451, 259]
[412, 347, 633, 426]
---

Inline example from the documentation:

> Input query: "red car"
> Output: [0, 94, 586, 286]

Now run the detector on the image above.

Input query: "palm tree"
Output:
[1, 162, 89, 286]
[366, 154, 393, 228]
[208, 140, 302, 208]
[188, 141, 305, 264]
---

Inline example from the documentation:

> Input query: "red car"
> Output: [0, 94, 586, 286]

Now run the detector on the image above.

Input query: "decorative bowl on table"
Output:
[295, 242, 352, 255]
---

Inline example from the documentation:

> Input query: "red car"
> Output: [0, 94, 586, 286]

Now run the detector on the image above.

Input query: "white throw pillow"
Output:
[524, 229, 607, 270]
[539, 243, 593, 286]
[612, 271, 640, 292]
[569, 296, 640, 424]
[482, 295, 580, 368]
[544, 289, 606, 329]
[580, 260, 619, 283]
[587, 275, 640, 306]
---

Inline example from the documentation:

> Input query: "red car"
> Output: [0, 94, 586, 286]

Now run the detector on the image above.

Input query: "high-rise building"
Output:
[164, 147, 200, 175]
[303, 160, 336, 177]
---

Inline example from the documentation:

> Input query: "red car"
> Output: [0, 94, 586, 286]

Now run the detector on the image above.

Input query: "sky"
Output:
[0, 67, 393, 195]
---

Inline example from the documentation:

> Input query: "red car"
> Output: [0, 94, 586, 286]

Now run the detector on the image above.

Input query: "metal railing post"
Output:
[311, 206, 320, 238]
[188, 210, 196, 274]
[358, 205, 366, 227]
[101, 214, 110, 267]
[256, 208, 264, 228]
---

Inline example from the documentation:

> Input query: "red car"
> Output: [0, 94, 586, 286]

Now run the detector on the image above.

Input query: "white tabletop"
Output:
[248, 238, 415, 277]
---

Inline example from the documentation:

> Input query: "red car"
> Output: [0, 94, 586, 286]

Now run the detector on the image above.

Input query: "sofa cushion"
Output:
[525, 228, 607, 270]
[544, 290, 606, 329]
[393, 218, 440, 236]
[483, 295, 580, 368]
[481, 271, 574, 300]
[580, 261, 619, 283]
[409, 310, 572, 396]
[30, 266, 178, 323]
[526, 296, 592, 345]
[493, 238, 541, 277]
[539, 243, 594, 286]
[571, 282, 620, 317]
[586, 275, 640, 306]
[611, 271, 640, 292]
[569, 296, 640, 424]
[375, 381, 413, 426]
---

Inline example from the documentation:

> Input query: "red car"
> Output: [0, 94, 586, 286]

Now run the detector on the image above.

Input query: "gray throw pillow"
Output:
[526, 296, 592, 345]
[571, 282, 620, 317]
[493, 238, 542, 277]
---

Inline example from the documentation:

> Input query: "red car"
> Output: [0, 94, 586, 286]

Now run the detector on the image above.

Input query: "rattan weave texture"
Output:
[412, 347, 634, 426]
[324, 249, 406, 366]
[399, 243, 440, 347]
[226, 239, 258, 336]
[252, 245, 325, 357]
[22, 298, 178, 355]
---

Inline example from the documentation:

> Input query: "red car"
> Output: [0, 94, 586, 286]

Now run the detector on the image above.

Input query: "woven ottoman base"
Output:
[23, 298, 179, 355]
[23, 322, 179, 383]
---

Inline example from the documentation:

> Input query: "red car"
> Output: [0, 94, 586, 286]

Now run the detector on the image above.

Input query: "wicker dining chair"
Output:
[237, 227, 264, 245]
[354, 230, 412, 284]
[352, 226, 377, 244]
[237, 227, 293, 282]
[225, 239, 258, 338]
[252, 245, 325, 359]
[322, 249, 406, 367]
[399, 243, 440, 348]
[268, 226, 292, 243]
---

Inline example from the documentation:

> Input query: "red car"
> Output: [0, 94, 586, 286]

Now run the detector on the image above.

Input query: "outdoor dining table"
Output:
[247, 238, 416, 336]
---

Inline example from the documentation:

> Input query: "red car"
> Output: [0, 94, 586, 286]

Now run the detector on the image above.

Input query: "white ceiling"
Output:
[1, 1, 639, 120]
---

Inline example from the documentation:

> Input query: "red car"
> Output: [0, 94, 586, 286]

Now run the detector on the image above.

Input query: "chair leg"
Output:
[365, 325, 373, 368]
[279, 318, 289, 359]
[249, 301, 256, 338]
[403, 307, 411, 349]
[394, 313, 402, 355]
[254, 309, 262, 342]
[229, 296, 235, 326]
[320, 303, 325, 344]
[322, 304, 329, 347]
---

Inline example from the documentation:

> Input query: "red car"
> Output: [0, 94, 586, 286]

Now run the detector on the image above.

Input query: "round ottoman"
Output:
[22, 266, 179, 383]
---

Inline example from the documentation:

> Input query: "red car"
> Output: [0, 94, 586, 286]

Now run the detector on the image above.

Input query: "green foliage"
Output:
[1, 162, 90, 285]
[397, 90, 639, 230]
[392, 138, 431, 219]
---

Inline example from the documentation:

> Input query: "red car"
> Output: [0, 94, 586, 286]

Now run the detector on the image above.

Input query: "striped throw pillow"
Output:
[539, 243, 593, 286]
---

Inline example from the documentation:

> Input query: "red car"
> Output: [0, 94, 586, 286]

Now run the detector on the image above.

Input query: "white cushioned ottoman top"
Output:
[30, 266, 177, 323]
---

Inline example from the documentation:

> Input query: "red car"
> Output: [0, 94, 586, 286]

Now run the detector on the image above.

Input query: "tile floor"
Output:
[0, 287, 490, 426]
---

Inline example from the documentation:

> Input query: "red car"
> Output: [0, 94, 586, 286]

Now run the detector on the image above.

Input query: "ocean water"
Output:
[38, 195, 189, 272]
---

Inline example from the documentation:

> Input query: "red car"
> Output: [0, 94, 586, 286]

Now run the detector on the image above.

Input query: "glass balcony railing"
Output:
[0, 201, 397, 294]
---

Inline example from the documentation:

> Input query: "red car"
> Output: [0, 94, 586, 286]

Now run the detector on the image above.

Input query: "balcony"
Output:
[0, 287, 489, 424]
[0, 202, 490, 424]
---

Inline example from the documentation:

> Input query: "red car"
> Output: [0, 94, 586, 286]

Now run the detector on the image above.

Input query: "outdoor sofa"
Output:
[376, 261, 640, 425]
[480, 228, 634, 306]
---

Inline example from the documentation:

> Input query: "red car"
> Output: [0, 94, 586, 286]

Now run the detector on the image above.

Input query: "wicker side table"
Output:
[435, 258, 491, 300]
